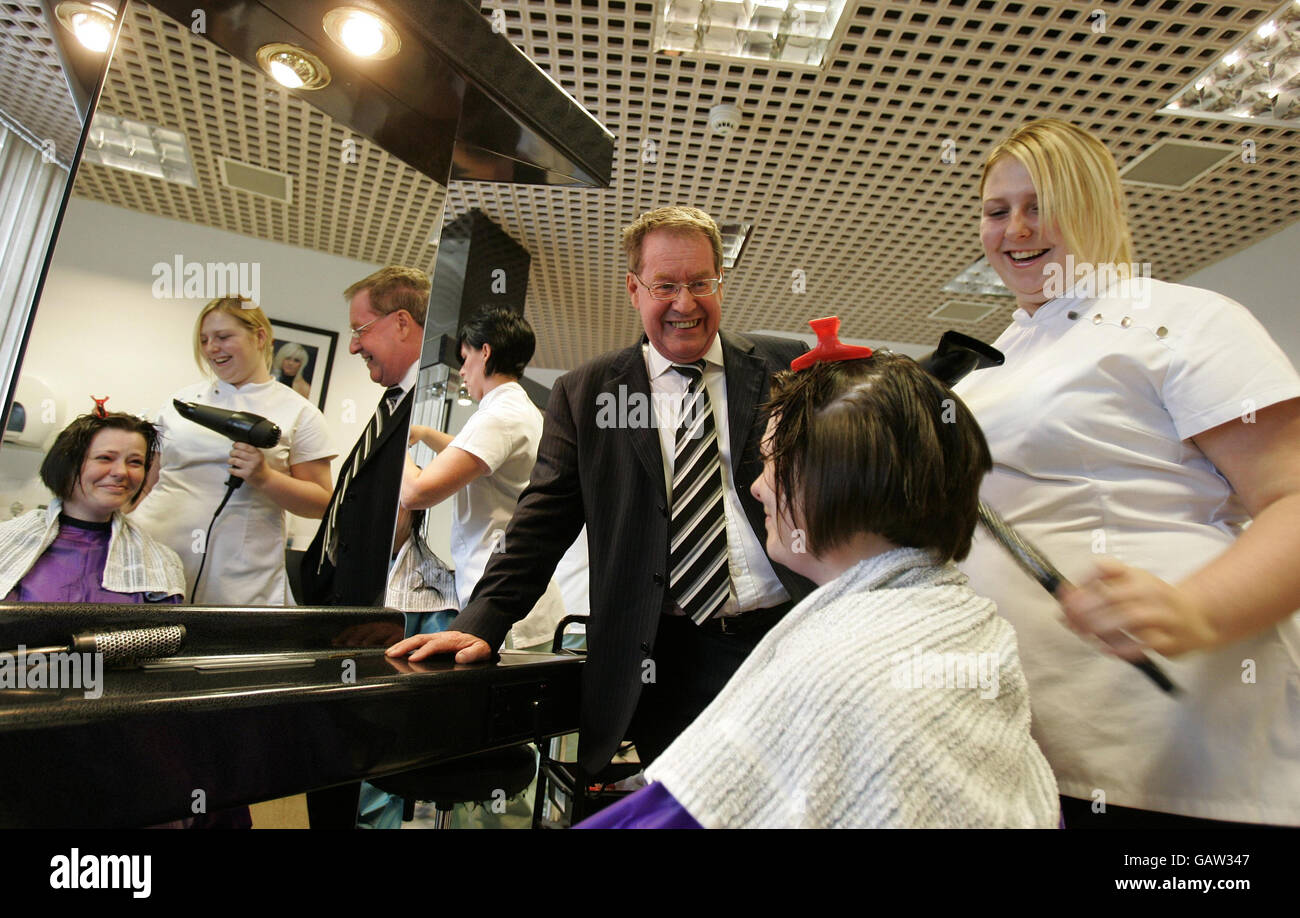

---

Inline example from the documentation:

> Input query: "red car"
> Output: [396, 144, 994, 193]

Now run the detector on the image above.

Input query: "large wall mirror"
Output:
[0, 1, 107, 413]
[0, 2, 448, 606]
[0, 0, 612, 609]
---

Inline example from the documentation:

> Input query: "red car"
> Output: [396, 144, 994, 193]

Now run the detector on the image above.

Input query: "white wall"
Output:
[0, 197, 386, 548]
[1183, 218, 1300, 364]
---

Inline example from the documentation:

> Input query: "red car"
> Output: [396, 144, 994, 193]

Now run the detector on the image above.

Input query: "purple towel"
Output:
[574, 782, 702, 829]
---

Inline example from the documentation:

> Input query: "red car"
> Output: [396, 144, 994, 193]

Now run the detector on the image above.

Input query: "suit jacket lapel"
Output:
[609, 342, 666, 502]
[355, 388, 412, 478]
[721, 331, 765, 469]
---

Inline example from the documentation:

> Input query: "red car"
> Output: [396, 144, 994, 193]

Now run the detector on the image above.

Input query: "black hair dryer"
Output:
[173, 400, 281, 490]
[915, 330, 1004, 388]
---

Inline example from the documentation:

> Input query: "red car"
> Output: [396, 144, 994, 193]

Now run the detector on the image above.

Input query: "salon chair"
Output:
[532, 615, 643, 829]
[369, 744, 538, 829]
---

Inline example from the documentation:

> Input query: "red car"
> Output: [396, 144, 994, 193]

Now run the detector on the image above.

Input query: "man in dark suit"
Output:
[300, 265, 428, 607]
[389, 208, 810, 773]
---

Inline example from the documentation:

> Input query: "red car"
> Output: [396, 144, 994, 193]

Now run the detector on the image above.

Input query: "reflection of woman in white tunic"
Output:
[132, 299, 336, 605]
[400, 308, 565, 647]
[954, 119, 1300, 827]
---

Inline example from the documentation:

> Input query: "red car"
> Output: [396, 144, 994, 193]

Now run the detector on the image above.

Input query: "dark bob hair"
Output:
[40, 412, 161, 506]
[763, 352, 991, 562]
[459, 306, 536, 380]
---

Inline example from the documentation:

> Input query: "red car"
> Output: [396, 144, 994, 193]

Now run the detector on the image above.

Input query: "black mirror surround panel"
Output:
[143, 0, 613, 188]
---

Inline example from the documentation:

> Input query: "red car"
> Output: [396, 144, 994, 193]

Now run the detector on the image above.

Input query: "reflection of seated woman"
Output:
[131, 298, 335, 604]
[272, 341, 311, 399]
[0, 411, 185, 603]
[580, 349, 1059, 828]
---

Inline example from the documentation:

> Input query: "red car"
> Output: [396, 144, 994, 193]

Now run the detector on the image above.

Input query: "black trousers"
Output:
[1059, 795, 1290, 829]
[627, 605, 788, 767]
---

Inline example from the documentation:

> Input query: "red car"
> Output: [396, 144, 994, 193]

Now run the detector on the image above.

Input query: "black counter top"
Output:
[0, 604, 582, 827]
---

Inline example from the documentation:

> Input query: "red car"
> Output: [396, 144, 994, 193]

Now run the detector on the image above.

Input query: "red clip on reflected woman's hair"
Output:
[91, 396, 110, 419]
[789, 316, 874, 371]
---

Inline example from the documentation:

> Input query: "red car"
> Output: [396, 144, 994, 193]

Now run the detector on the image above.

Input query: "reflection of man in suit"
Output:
[390, 208, 811, 773]
[300, 266, 428, 606]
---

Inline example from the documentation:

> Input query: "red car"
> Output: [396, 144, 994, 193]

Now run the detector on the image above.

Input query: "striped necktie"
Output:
[320, 386, 403, 568]
[668, 361, 731, 624]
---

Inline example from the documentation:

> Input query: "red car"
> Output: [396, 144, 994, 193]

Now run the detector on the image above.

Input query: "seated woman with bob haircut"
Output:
[0, 410, 186, 603]
[579, 340, 1059, 828]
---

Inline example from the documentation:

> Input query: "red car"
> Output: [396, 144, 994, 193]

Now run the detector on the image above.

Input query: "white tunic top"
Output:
[954, 278, 1300, 824]
[643, 338, 789, 615]
[449, 381, 565, 648]
[132, 378, 335, 605]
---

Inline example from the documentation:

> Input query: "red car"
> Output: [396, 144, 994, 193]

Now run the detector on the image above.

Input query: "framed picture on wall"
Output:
[269, 319, 339, 411]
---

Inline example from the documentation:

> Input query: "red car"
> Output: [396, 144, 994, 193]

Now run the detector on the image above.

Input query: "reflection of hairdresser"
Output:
[401, 307, 564, 648]
[132, 298, 336, 604]
[0, 409, 185, 603]
[581, 351, 1058, 828]
[272, 341, 311, 398]
[955, 119, 1300, 827]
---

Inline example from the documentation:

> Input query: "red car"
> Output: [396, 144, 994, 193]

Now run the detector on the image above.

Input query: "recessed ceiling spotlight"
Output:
[323, 7, 401, 60]
[54, 1, 116, 53]
[256, 43, 332, 90]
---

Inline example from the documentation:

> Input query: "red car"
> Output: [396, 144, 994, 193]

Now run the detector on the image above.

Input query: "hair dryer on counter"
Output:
[173, 400, 281, 491]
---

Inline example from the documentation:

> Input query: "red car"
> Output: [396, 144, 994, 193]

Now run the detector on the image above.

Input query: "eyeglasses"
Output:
[633, 274, 722, 301]
[350, 311, 395, 341]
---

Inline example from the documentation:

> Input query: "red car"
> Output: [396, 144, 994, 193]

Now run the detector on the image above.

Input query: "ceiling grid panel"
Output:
[1, 0, 1293, 367]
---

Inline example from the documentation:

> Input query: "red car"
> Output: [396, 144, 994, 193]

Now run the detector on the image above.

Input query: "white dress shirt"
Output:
[643, 339, 789, 616]
[388, 361, 419, 411]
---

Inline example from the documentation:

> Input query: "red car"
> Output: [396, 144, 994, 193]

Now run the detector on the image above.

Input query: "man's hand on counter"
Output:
[386, 630, 493, 664]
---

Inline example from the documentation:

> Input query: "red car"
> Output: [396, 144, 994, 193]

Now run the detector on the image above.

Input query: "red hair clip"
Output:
[790, 316, 874, 372]
[91, 396, 110, 418]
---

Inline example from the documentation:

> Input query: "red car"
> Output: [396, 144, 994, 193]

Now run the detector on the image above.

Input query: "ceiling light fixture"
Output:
[943, 258, 1012, 298]
[1157, 0, 1300, 128]
[718, 222, 752, 269]
[323, 7, 402, 60]
[82, 113, 197, 187]
[256, 43, 332, 90]
[654, 0, 849, 68]
[54, 2, 117, 53]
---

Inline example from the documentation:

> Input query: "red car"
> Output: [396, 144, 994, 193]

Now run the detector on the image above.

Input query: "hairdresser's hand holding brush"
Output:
[1058, 558, 1219, 660]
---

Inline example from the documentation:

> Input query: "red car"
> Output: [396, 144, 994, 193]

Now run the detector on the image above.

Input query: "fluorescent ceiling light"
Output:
[719, 222, 752, 269]
[1158, 0, 1300, 128]
[943, 257, 1012, 298]
[655, 0, 849, 68]
[82, 113, 197, 187]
